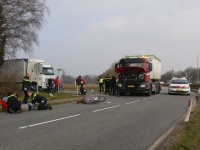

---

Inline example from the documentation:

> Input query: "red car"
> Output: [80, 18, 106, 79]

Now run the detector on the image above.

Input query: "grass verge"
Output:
[167, 104, 200, 150]
[0, 91, 77, 113]
[63, 84, 99, 91]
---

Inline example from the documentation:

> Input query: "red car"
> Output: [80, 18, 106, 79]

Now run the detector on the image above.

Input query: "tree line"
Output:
[59, 63, 119, 84]
[60, 64, 198, 84]
[161, 67, 197, 83]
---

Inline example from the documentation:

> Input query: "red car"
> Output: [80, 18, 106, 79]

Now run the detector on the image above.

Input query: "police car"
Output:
[168, 77, 190, 95]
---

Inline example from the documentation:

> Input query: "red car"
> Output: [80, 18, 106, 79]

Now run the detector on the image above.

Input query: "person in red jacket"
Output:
[75, 76, 86, 95]
[54, 76, 59, 93]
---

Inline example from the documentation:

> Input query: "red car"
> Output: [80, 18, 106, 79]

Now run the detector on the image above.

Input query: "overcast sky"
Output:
[18, 0, 200, 77]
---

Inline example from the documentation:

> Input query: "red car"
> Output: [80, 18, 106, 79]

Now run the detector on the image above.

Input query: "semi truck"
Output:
[115, 55, 161, 96]
[0, 58, 55, 90]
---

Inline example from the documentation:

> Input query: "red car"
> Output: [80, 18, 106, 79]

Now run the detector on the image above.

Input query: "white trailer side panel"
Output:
[0, 59, 27, 82]
[148, 56, 161, 80]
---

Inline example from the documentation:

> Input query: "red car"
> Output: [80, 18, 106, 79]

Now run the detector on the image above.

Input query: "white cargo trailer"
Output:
[0, 58, 55, 90]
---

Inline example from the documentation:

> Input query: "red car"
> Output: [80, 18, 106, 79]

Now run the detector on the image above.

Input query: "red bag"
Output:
[1, 98, 8, 111]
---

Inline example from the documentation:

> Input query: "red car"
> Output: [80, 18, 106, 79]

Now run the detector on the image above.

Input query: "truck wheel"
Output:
[157, 87, 160, 94]
[146, 87, 152, 96]
[119, 92, 125, 96]
[155, 85, 158, 94]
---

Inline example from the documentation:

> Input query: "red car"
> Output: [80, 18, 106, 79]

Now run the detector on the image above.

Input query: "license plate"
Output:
[128, 85, 134, 88]
[177, 89, 183, 92]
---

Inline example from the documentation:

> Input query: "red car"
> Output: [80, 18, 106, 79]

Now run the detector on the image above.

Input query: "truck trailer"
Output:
[0, 58, 55, 90]
[115, 55, 161, 96]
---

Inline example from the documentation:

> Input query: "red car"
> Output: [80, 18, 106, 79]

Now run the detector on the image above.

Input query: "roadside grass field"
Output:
[63, 84, 99, 91]
[167, 104, 200, 150]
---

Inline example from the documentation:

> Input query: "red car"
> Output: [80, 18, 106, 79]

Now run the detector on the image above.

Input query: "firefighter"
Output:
[27, 91, 52, 110]
[22, 73, 33, 104]
[104, 74, 111, 95]
[98, 76, 104, 92]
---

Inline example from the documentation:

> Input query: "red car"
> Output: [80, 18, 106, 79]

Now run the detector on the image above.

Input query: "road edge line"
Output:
[147, 113, 186, 150]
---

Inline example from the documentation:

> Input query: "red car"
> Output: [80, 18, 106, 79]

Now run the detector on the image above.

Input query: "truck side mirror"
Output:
[148, 63, 152, 71]
[115, 63, 119, 70]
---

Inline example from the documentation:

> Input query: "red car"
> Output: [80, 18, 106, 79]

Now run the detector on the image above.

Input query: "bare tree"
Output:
[0, 0, 49, 66]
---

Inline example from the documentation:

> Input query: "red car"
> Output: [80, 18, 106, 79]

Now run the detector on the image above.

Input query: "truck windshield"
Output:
[121, 63, 144, 67]
[43, 68, 54, 75]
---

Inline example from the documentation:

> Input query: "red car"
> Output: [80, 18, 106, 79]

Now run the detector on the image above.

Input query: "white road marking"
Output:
[143, 98, 147, 100]
[19, 114, 81, 129]
[107, 102, 111, 103]
[126, 100, 140, 104]
[93, 105, 120, 112]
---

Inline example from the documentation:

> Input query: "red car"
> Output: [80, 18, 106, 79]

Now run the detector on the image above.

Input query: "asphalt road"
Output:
[0, 87, 194, 150]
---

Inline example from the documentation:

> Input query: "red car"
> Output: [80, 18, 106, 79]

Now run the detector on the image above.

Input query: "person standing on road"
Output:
[98, 76, 104, 93]
[115, 77, 119, 97]
[47, 77, 54, 96]
[104, 74, 111, 95]
[110, 76, 116, 95]
[22, 73, 33, 104]
[54, 76, 59, 93]
[75, 76, 86, 95]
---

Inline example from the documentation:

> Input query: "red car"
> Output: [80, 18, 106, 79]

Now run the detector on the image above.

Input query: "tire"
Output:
[158, 86, 160, 94]
[146, 87, 152, 96]
[98, 96, 106, 102]
[51, 87, 55, 94]
[59, 87, 64, 93]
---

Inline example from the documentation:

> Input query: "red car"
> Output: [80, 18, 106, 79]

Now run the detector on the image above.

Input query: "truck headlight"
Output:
[118, 84, 122, 87]
[140, 84, 146, 88]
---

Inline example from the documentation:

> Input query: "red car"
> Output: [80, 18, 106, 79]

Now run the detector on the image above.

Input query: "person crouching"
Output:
[27, 91, 52, 110]
[6, 92, 22, 114]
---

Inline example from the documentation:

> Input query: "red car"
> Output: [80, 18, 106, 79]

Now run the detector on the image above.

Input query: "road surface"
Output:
[0, 87, 194, 150]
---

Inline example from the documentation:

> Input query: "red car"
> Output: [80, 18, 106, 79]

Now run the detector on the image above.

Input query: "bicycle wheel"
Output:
[51, 86, 55, 94]
[59, 87, 64, 93]
[98, 96, 106, 102]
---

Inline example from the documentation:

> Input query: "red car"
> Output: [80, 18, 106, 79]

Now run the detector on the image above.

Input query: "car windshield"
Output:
[43, 68, 54, 75]
[171, 80, 188, 84]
